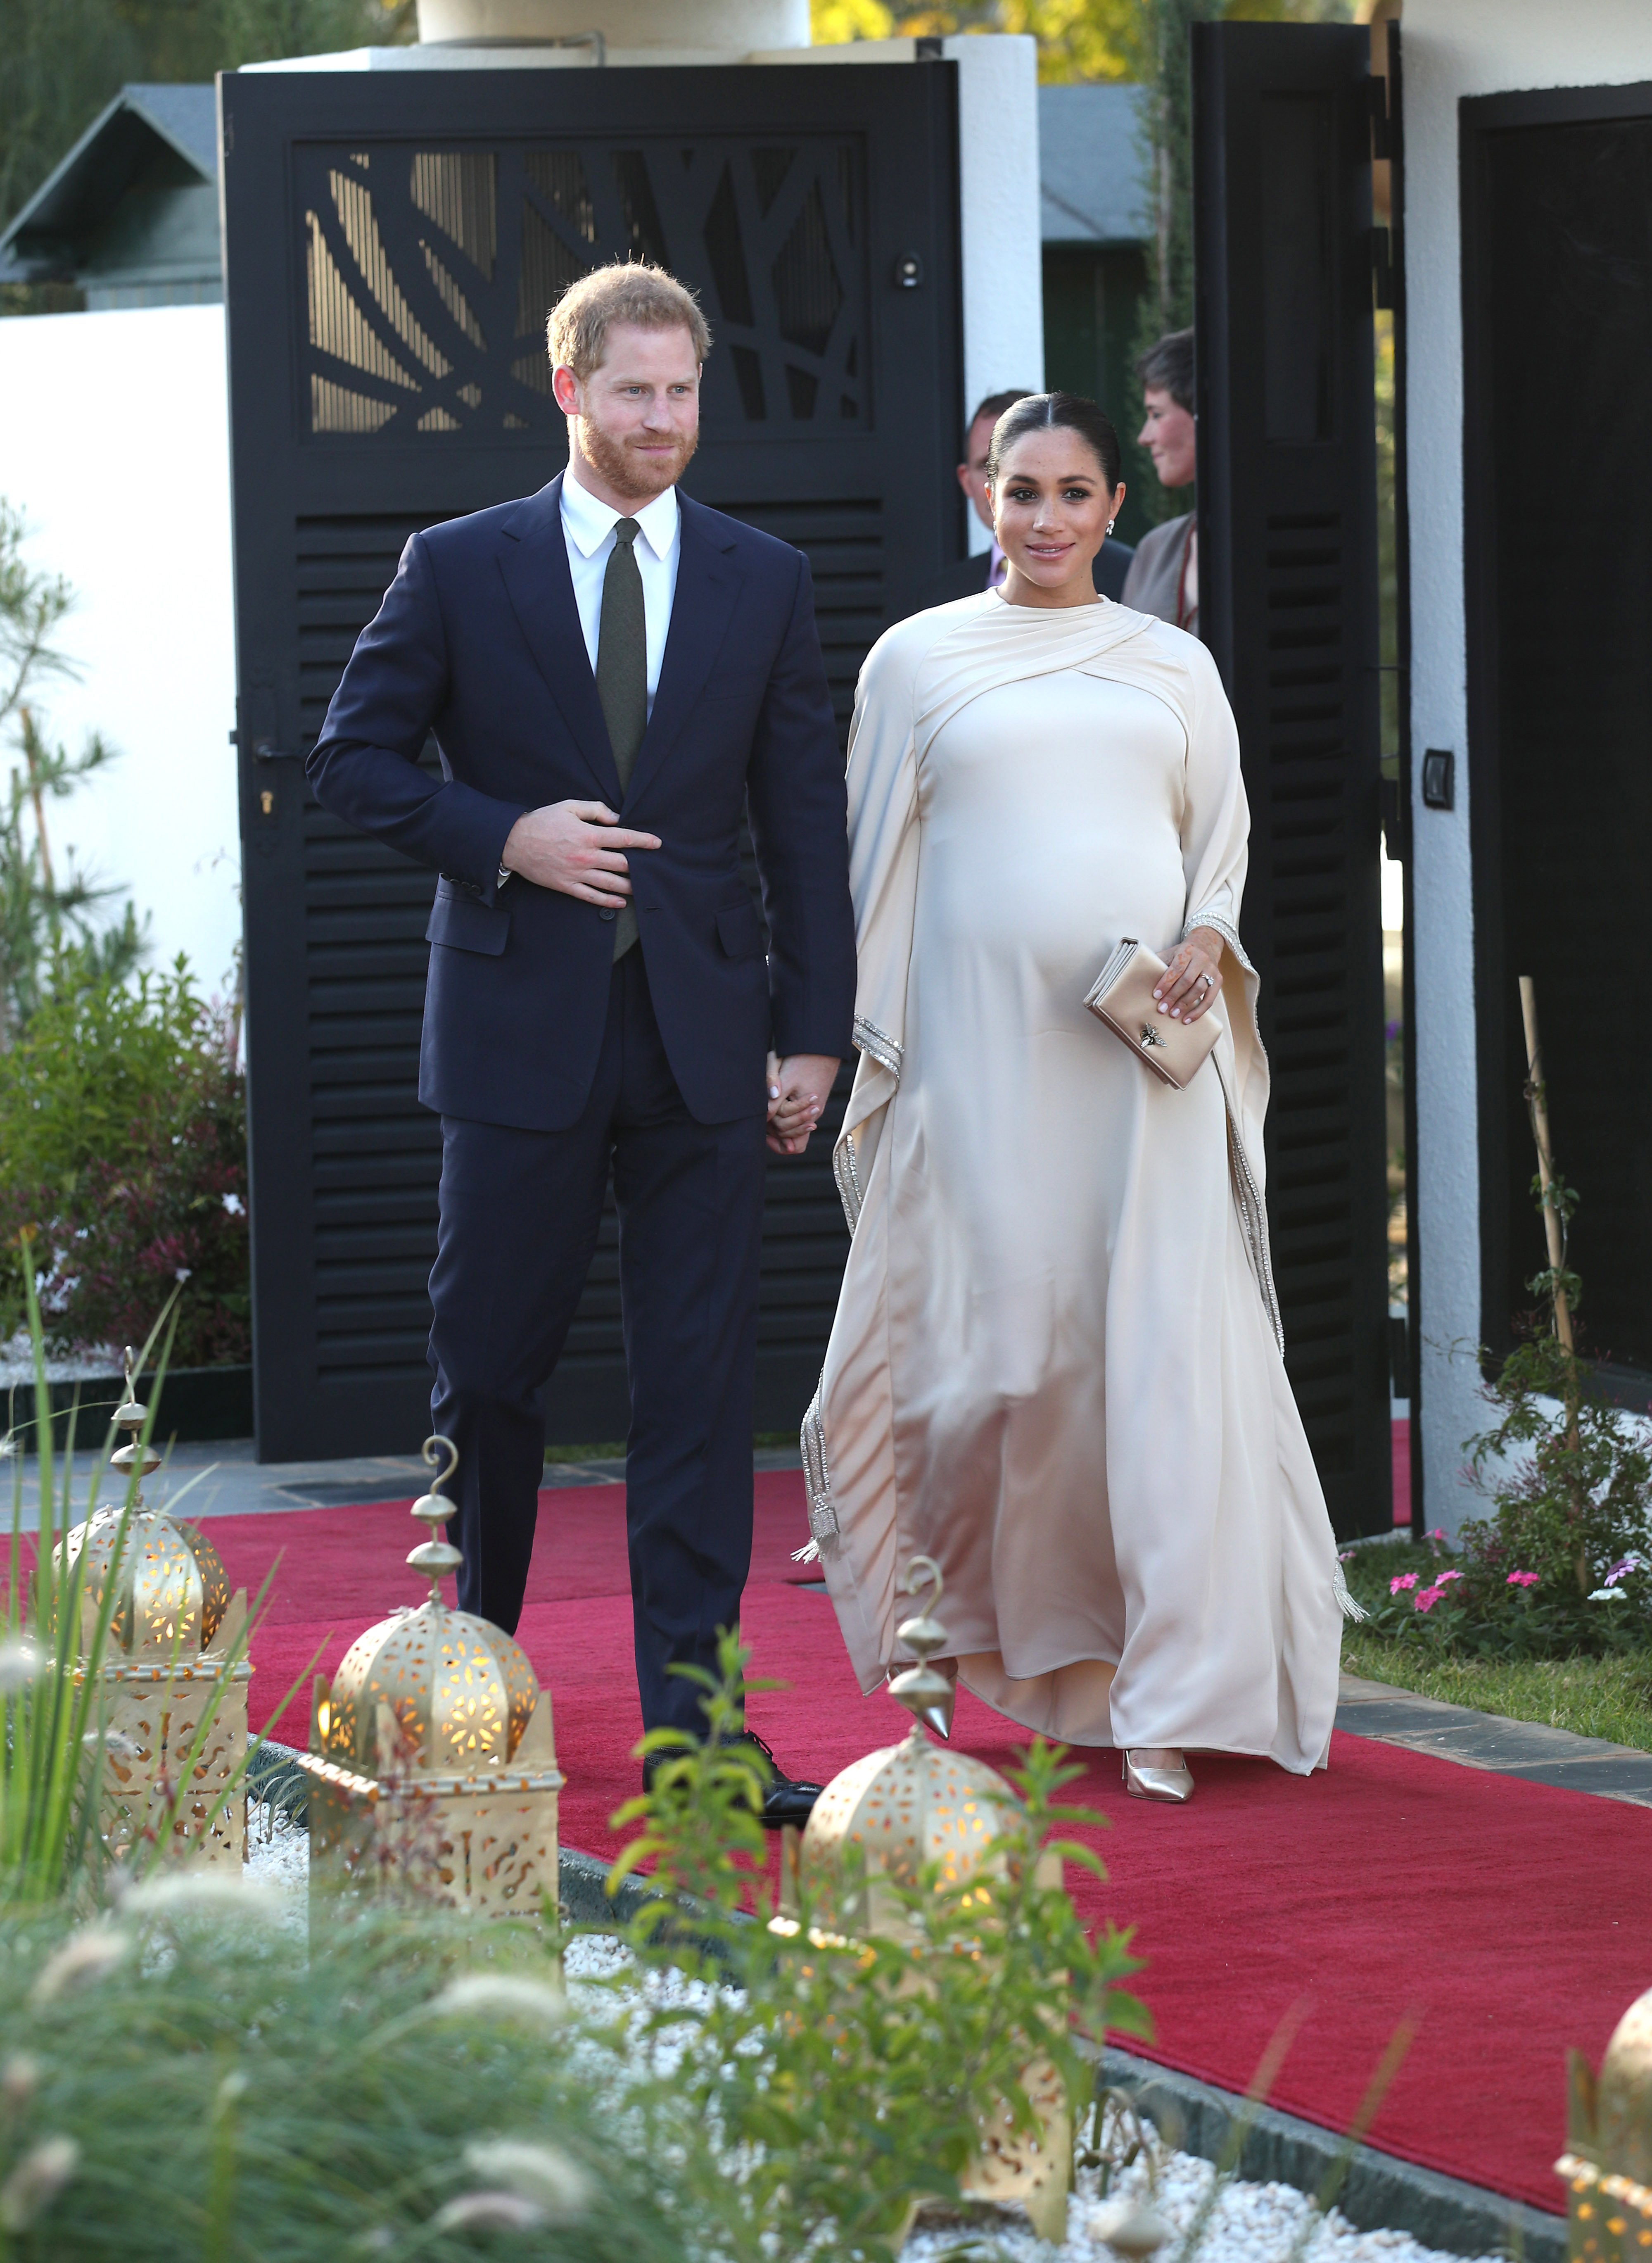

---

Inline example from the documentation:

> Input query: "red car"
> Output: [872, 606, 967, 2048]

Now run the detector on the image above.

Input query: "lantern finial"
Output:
[109, 1344, 160, 1488]
[406, 1433, 463, 1604]
[887, 1555, 954, 1743]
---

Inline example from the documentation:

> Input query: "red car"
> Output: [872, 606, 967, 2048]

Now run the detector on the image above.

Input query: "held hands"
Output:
[1153, 927, 1225, 1023]
[501, 800, 660, 906]
[767, 1053, 839, 1156]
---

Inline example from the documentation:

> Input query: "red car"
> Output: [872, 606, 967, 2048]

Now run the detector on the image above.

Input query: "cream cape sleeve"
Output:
[831, 604, 973, 1230]
[1168, 630, 1281, 1345]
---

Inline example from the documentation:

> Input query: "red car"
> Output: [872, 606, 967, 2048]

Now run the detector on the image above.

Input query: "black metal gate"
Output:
[220, 62, 961, 1462]
[1192, 23, 1392, 1538]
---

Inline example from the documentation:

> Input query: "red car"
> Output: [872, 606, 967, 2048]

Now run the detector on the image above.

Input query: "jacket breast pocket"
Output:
[427, 883, 510, 957]
[715, 899, 764, 962]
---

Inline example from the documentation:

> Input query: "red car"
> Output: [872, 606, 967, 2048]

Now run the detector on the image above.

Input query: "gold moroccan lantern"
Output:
[774, 1557, 1071, 2242]
[1558, 1986, 1652, 2262]
[65, 1353, 250, 1867]
[299, 1437, 562, 1919]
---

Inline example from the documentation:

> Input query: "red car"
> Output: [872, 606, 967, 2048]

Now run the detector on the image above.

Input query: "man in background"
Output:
[1121, 329, 1198, 635]
[911, 386, 1136, 613]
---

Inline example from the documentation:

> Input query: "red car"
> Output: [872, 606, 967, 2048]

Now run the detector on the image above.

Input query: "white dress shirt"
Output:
[560, 465, 681, 718]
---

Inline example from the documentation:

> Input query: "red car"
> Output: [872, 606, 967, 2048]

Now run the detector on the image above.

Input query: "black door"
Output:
[1192, 23, 1391, 1539]
[1461, 83, 1652, 1390]
[220, 62, 961, 1462]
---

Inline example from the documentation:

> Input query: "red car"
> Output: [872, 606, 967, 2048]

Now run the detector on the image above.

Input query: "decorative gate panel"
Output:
[1192, 24, 1392, 1538]
[222, 64, 960, 1460]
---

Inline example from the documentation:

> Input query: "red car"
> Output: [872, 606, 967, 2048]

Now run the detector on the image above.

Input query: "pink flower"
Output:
[1434, 1569, 1464, 1585]
[1390, 1573, 1419, 1593]
[1506, 1570, 1540, 1588]
[1414, 1585, 1445, 1612]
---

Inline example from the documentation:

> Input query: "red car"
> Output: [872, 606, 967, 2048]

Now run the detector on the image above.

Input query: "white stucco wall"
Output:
[0, 305, 240, 996]
[1404, 0, 1652, 1533]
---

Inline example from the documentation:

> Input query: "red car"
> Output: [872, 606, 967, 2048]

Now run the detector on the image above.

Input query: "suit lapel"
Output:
[495, 473, 622, 805]
[623, 494, 742, 812]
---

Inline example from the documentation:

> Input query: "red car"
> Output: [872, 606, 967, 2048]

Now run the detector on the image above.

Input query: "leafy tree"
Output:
[0, 0, 413, 251]
[0, 501, 145, 1044]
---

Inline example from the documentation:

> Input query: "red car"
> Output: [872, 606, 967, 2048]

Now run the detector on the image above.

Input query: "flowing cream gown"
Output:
[803, 590, 1348, 1773]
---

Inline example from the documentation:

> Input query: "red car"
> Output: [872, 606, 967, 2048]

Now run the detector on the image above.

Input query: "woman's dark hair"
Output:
[984, 392, 1123, 494]
[1135, 327, 1194, 415]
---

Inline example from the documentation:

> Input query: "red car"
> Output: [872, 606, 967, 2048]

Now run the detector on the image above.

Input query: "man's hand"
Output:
[501, 801, 660, 906]
[766, 1053, 839, 1156]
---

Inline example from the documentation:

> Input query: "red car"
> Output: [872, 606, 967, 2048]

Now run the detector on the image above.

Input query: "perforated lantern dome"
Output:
[791, 1556, 1018, 1935]
[315, 1602, 540, 1776]
[299, 1439, 563, 1922]
[62, 1360, 250, 1868]
[64, 1367, 232, 1661]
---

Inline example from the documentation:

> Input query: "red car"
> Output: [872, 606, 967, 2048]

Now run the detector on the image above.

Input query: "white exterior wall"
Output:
[1404, 0, 1652, 1533]
[0, 305, 240, 994]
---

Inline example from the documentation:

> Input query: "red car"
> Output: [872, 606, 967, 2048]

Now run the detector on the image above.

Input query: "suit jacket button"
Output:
[599, 907, 617, 922]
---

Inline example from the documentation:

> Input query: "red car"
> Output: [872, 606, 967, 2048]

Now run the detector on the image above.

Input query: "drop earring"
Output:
[1106, 518, 1116, 535]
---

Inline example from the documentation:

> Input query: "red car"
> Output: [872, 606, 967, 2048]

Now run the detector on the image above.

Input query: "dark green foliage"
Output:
[1341, 1336, 1652, 1660]
[0, 955, 249, 1365]
[0, 0, 415, 242]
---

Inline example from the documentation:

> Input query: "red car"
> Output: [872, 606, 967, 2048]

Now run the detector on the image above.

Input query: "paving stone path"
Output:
[1336, 1672, 1652, 1807]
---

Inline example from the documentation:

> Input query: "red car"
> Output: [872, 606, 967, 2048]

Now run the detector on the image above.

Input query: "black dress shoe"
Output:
[641, 1729, 823, 1828]
[738, 1729, 825, 1830]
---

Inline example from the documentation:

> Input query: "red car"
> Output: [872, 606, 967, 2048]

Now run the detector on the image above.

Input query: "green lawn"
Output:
[1341, 1631, 1652, 1755]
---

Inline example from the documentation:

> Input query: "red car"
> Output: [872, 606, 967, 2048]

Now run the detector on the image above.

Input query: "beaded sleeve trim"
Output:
[852, 1015, 904, 1078]
[1182, 907, 1254, 976]
[832, 1133, 864, 1235]
[1222, 1092, 1284, 1355]
[798, 1387, 840, 1558]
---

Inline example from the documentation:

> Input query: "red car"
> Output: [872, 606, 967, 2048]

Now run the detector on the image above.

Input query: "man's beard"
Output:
[577, 410, 698, 500]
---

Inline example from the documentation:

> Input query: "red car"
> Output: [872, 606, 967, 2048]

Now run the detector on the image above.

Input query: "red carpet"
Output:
[207, 1471, 1650, 2219]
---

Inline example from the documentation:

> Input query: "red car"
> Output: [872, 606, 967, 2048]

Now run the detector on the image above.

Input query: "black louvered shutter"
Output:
[223, 64, 960, 1460]
[1192, 22, 1391, 1538]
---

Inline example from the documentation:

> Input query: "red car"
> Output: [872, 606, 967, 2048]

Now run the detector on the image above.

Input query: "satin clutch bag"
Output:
[1084, 937, 1220, 1090]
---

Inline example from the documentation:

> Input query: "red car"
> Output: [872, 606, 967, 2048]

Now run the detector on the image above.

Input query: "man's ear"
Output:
[954, 462, 973, 494]
[551, 364, 582, 417]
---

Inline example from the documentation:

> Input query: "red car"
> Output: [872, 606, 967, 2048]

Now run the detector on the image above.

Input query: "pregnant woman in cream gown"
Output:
[804, 394, 1351, 1799]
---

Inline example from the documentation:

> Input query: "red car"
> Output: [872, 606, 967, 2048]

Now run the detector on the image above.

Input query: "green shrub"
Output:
[0, 954, 248, 1366]
[1341, 1334, 1652, 1659]
[594, 1636, 1151, 2258]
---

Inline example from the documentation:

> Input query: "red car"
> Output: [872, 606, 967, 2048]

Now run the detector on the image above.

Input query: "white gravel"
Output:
[241, 1822, 1496, 2263]
[902, 2135, 1497, 2263]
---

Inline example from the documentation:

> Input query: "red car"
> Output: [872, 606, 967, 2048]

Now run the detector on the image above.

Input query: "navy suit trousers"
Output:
[428, 950, 767, 1735]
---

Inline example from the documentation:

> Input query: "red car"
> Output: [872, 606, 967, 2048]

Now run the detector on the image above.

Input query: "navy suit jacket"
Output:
[307, 475, 857, 1132]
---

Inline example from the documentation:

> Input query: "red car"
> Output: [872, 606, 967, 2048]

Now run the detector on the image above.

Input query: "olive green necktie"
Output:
[596, 517, 646, 962]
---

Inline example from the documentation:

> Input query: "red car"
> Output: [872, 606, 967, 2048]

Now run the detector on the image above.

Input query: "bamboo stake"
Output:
[1519, 975, 1574, 1352]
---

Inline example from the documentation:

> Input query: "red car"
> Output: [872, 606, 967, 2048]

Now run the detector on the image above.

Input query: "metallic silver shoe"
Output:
[1123, 1749, 1194, 1803]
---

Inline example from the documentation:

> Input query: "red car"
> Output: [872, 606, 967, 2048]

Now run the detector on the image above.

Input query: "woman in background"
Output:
[805, 392, 1350, 1803]
[1122, 327, 1199, 635]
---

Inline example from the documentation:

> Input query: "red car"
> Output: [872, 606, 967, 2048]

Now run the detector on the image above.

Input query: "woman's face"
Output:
[989, 429, 1118, 601]
[1137, 386, 1196, 490]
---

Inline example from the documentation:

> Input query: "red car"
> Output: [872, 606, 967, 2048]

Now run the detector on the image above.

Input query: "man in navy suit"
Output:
[307, 262, 856, 1823]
